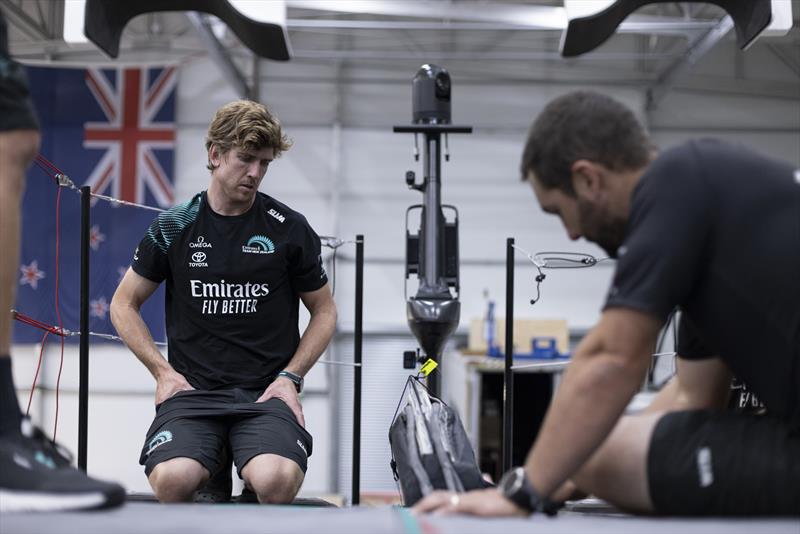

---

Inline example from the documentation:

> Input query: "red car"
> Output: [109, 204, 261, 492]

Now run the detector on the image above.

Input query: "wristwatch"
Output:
[277, 370, 303, 393]
[498, 467, 560, 516]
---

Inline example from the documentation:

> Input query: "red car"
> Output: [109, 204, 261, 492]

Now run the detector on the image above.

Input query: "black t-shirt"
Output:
[604, 139, 800, 425]
[132, 191, 328, 391]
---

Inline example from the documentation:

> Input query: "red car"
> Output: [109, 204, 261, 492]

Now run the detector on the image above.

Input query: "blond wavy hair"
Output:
[205, 100, 292, 171]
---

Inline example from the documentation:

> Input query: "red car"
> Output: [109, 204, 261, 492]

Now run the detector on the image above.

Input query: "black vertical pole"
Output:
[78, 186, 90, 472]
[502, 237, 514, 473]
[352, 235, 364, 506]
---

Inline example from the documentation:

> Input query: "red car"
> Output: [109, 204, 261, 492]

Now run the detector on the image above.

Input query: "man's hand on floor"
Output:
[413, 488, 528, 517]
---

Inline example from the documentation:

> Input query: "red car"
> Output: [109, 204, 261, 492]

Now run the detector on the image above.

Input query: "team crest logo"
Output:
[242, 234, 275, 255]
[146, 430, 173, 456]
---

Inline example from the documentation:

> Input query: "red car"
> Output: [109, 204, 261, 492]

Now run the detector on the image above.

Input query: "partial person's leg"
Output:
[0, 16, 125, 512]
[0, 129, 39, 357]
[141, 415, 228, 503]
[568, 410, 665, 513]
[0, 129, 39, 437]
[231, 397, 312, 504]
[0, 50, 40, 438]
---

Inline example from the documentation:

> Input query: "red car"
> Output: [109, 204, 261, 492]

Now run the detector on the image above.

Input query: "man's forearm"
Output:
[283, 305, 336, 377]
[110, 302, 173, 380]
[525, 351, 649, 498]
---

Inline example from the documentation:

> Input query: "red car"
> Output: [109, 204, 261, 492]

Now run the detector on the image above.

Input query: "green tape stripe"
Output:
[396, 507, 424, 534]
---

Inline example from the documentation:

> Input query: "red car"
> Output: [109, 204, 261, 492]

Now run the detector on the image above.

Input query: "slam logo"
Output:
[242, 234, 275, 255]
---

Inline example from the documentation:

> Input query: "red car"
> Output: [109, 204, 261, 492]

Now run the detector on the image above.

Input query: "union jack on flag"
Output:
[83, 67, 177, 207]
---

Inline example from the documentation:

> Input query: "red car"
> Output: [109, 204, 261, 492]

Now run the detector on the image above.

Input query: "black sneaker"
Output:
[0, 417, 126, 512]
[234, 486, 258, 504]
[192, 447, 232, 503]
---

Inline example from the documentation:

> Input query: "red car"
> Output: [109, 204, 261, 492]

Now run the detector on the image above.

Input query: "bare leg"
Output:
[241, 453, 304, 504]
[0, 129, 40, 356]
[570, 411, 666, 513]
[148, 457, 210, 503]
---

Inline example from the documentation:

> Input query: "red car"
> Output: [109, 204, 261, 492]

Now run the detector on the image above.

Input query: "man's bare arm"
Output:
[283, 283, 337, 377]
[110, 267, 193, 403]
[645, 356, 731, 413]
[256, 283, 337, 426]
[524, 307, 661, 498]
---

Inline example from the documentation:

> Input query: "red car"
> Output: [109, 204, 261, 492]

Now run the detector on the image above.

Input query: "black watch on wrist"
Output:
[277, 370, 303, 393]
[498, 467, 560, 516]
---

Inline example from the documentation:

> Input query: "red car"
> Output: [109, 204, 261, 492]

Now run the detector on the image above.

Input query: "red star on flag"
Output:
[90, 224, 106, 251]
[90, 297, 109, 319]
[20, 260, 46, 290]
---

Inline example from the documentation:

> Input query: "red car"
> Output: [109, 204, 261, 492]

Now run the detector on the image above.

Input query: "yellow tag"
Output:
[419, 358, 438, 377]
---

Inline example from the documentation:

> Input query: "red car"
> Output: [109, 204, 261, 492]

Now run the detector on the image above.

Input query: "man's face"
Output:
[528, 170, 628, 258]
[209, 145, 274, 205]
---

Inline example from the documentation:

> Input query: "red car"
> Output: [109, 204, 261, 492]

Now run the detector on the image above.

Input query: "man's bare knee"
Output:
[242, 455, 303, 504]
[0, 130, 41, 173]
[148, 457, 209, 503]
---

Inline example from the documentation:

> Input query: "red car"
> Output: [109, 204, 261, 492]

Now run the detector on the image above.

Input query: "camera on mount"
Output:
[412, 64, 451, 125]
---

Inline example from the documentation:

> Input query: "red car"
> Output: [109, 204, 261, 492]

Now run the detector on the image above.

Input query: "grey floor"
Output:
[2, 501, 799, 534]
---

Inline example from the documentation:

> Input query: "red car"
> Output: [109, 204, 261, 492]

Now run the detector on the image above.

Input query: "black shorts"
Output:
[139, 389, 313, 478]
[1, 14, 39, 132]
[648, 410, 800, 516]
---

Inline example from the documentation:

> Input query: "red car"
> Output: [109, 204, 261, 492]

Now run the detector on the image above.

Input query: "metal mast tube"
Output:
[422, 133, 442, 289]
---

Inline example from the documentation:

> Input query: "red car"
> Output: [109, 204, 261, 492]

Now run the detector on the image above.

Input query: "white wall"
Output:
[12, 48, 799, 497]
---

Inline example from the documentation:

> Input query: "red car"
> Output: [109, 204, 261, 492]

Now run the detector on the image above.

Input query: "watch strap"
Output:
[277, 370, 303, 392]
[502, 467, 561, 516]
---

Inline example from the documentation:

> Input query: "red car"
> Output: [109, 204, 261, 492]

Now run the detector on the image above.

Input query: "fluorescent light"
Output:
[762, 0, 793, 37]
[230, 0, 287, 26]
[564, 0, 616, 21]
[63, 0, 88, 44]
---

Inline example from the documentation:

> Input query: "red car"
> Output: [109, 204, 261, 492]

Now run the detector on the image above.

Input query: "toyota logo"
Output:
[192, 252, 206, 262]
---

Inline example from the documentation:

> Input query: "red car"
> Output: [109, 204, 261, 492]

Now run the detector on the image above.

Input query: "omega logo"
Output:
[190, 236, 213, 248]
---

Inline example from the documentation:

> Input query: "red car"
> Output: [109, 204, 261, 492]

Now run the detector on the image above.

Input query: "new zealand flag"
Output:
[14, 65, 178, 344]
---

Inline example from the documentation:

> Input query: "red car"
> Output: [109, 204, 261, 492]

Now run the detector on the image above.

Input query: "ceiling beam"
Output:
[288, 0, 566, 29]
[286, 17, 715, 37]
[291, 49, 678, 61]
[646, 15, 734, 111]
[186, 12, 252, 99]
[287, 1, 712, 38]
[0, 0, 49, 41]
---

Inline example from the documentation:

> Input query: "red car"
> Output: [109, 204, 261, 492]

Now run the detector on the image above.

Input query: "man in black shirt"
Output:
[415, 91, 799, 516]
[111, 100, 336, 503]
[0, 9, 124, 511]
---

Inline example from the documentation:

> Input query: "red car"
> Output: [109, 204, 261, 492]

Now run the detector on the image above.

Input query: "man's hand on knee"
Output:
[256, 378, 305, 427]
[155, 370, 195, 405]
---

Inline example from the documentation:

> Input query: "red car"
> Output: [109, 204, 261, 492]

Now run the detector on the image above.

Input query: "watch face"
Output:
[499, 467, 523, 496]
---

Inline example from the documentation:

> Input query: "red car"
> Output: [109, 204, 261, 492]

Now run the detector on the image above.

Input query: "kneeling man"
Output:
[111, 100, 336, 503]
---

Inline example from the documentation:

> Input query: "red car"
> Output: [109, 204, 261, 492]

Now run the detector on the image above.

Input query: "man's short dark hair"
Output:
[520, 91, 651, 196]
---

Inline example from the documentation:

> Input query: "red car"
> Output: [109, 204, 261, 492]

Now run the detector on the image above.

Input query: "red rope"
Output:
[34, 153, 66, 179]
[26, 331, 49, 416]
[13, 311, 66, 336]
[53, 186, 66, 439]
